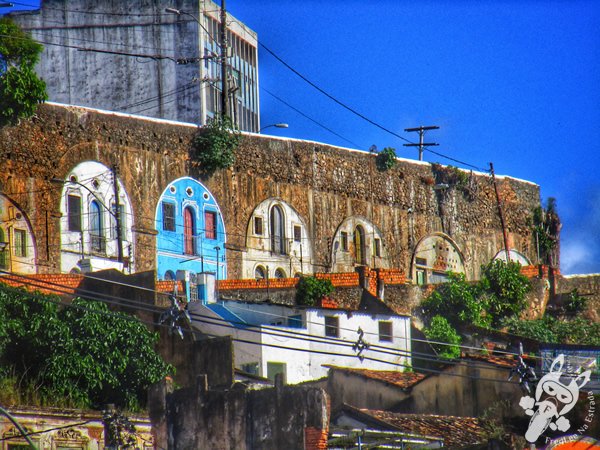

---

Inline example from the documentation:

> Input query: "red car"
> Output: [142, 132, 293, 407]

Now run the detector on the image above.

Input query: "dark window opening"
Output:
[325, 316, 339, 338]
[162, 202, 176, 232]
[67, 194, 82, 232]
[379, 321, 393, 342]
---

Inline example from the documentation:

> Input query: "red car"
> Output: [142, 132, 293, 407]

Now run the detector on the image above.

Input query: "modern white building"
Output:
[11, 0, 260, 131]
[190, 298, 411, 384]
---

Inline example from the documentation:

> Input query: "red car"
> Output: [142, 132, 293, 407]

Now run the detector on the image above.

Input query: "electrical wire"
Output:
[261, 87, 363, 149]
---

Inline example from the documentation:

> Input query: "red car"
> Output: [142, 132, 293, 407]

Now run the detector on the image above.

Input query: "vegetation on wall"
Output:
[530, 197, 560, 266]
[0, 18, 47, 127]
[421, 260, 530, 330]
[375, 147, 397, 171]
[421, 260, 599, 348]
[0, 285, 172, 410]
[296, 276, 334, 307]
[190, 115, 241, 174]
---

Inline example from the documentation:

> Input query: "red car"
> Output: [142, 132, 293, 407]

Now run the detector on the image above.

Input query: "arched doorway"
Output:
[354, 225, 366, 265]
[183, 207, 196, 255]
[270, 205, 286, 255]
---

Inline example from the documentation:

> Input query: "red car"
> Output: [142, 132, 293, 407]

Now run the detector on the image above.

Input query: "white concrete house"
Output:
[189, 298, 411, 384]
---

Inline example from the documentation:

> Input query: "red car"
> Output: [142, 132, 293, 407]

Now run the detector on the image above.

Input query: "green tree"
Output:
[421, 260, 530, 329]
[190, 115, 241, 173]
[0, 286, 172, 410]
[478, 259, 530, 327]
[0, 17, 47, 126]
[423, 315, 462, 359]
[421, 272, 489, 328]
[296, 276, 334, 307]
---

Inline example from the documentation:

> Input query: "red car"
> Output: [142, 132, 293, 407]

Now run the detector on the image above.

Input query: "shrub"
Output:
[296, 276, 334, 307]
[375, 147, 397, 171]
[190, 115, 241, 173]
[423, 315, 461, 360]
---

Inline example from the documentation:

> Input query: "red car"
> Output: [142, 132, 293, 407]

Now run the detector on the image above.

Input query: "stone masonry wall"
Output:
[0, 104, 541, 280]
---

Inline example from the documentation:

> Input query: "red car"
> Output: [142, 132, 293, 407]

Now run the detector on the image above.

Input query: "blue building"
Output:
[155, 177, 226, 281]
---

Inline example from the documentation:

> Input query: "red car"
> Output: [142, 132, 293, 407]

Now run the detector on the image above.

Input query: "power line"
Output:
[261, 87, 363, 149]
[259, 42, 487, 171]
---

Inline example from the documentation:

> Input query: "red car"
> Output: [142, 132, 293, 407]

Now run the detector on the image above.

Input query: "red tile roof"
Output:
[325, 366, 425, 389]
[359, 409, 485, 447]
[462, 352, 516, 368]
[156, 279, 185, 293]
[0, 273, 84, 296]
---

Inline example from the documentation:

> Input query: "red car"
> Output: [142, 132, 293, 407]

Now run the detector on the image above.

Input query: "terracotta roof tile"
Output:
[0, 273, 83, 296]
[156, 279, 185, 293]
[326, 366, 425, 389]
[360, 409, 485, 446]
[462, 352, 515, 368]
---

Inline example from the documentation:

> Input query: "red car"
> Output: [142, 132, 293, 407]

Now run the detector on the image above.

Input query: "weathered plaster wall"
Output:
[167, 380, 329, 450]
[0, 104, 541, 281]
[325, 369, 411, 412]
[399, 361, 524, 417]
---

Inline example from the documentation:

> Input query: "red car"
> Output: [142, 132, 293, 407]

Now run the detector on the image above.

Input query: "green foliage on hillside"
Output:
[504, 315, 600, 346]
[0, 285, 172, 410]
[190, 115, 241, 173]
[0, 17, 47, 126]
[421, 259, 599, 347]
[296, 276, 334, 307]
[423, 315, 462, 359]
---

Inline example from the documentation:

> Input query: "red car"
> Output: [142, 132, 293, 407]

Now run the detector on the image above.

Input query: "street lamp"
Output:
[50, 177, 124, 263]
[259, 123, 289, 133]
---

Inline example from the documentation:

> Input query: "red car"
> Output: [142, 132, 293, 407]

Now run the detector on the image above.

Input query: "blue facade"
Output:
[155, 177, 226, 280]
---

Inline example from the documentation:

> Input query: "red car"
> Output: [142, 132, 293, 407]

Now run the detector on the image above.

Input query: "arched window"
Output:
[255, 265, 266, 280]
[0, 228, 7, 269]
[354, 225, 366, 265]
[183, 207, 196, 255]
[90, 200, 104, 252]
[274, 268, 286, 279]
[165, 270, 176, 281]
[270, 205, 286, 255]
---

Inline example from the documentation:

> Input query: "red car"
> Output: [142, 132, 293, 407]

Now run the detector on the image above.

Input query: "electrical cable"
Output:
[0, 272, 544, 385]
[261, 87, 363, 149]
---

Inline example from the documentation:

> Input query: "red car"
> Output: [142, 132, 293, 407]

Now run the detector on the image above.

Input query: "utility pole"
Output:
[403, 125, 439, 161]
[490, 163, 511, 262]
[219, 0, 229, 118]
[111, 163, 124, 264]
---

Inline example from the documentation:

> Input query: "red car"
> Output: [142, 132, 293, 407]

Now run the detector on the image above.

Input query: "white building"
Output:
[56, 161, 135, 274]
[189, 298, 411, 384]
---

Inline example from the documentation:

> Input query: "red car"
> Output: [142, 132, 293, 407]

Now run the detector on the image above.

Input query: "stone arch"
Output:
[243, 198, 313, 279]
[155, 177, 227, 280]
[0, 194, 37, 274]
[331, 216, 389, 272]
[410, 232, 466, 285]
[57, 160, 134, 274]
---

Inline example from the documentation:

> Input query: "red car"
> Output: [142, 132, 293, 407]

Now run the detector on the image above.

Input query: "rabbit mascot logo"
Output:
[519, 354, 592, 443]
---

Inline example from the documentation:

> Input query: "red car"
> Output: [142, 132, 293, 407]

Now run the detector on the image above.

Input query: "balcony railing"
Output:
[90, 234, 106, 254]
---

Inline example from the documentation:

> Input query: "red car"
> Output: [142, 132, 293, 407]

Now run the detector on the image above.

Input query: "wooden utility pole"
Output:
[403, 125, 439, 161]
[111, 163, 124, 264]
[219, 0, 229, 118]
[490, 162, 511, 261]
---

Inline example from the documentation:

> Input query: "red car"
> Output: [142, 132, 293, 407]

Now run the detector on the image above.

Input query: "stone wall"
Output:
[0, 104, 541, 281]
[554, 274, 600, 322]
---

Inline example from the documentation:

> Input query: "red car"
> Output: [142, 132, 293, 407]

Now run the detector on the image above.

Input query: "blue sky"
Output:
[3, 1, 600, 275]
